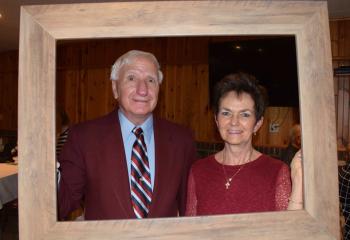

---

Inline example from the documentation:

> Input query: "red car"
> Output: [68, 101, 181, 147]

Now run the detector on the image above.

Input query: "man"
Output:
[281, 124, 301, 166]
[58, 50, 197, 220]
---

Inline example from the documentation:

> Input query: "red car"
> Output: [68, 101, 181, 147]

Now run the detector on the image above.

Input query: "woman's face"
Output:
[215, 91, 263, 147]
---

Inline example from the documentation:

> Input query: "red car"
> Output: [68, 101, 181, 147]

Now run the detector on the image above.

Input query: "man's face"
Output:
[112, 56, 160, 125]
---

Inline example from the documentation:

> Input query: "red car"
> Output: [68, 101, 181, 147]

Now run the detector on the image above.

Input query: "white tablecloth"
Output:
[0, 163, 18, 209]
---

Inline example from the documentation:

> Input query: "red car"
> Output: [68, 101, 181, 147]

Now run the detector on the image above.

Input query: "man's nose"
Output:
[136, 79, 148, 96]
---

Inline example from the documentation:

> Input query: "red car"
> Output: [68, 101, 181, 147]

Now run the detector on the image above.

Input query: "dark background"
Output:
[209, 36, 299, 107]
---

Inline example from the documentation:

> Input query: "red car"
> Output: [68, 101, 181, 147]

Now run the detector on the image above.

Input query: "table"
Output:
[0, 163, 18, 210]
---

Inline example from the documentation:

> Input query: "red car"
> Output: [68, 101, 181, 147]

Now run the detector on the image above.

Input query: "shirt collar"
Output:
[118, 109, 153, 142]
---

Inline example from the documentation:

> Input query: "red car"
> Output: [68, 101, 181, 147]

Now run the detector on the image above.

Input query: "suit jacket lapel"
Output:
[105, 111, 135, 218]
[148, 118, 171, 216]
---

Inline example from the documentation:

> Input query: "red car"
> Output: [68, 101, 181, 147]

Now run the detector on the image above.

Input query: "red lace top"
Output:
[185, 154, 291, 216]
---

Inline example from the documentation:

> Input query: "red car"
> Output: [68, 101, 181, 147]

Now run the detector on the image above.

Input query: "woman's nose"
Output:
[230, 114, 239, 125]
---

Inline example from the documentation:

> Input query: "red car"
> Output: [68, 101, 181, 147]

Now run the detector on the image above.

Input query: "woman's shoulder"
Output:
[254, 154, 290, 180]
[191, 154, 217, 170]
[258, 154, 289, 169]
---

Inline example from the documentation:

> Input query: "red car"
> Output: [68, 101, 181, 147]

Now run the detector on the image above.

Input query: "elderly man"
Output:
[58, 50, 197, 220]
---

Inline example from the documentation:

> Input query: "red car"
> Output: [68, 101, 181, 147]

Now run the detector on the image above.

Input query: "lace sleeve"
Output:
[185, 168, 198, 216]
[340, 163, 350, 219]
[275, 164, 292, 210]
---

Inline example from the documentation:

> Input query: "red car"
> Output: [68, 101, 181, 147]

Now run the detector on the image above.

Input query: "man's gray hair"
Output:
[110, 50, 163, 83]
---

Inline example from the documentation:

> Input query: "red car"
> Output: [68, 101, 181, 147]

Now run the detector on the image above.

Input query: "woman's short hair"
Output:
[110, 50, 163, 83]
[212, 72, 267, 121]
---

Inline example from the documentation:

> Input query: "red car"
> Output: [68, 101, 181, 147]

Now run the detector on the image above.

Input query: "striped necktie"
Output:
[130, 127, 152, 218]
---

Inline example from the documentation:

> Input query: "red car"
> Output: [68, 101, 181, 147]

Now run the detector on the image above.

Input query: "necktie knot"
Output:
[132, 127, 143, 138]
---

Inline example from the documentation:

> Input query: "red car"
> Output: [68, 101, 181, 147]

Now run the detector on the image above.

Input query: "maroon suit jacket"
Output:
[58, 110, 196, 220]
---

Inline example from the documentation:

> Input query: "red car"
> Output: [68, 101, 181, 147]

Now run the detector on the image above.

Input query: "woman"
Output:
[186, 73, 303, 216]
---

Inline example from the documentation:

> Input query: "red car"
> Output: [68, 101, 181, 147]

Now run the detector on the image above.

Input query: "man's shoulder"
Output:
[70, 110, 117, 133]
[154, 118, 195, 147]
[155, 118, 191, 134]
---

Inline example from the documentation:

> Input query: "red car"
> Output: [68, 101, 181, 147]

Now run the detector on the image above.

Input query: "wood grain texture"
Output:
[2, 19, 346, 143]
[55, 37, 298, 144]
[253, 107, 298, 147]
[295, 3, 338, 238]
[46, 211, 333, 240]
[331, 19, 350, 149]
[18, 1, 338, 240]
[24, 1, 315, 39]
[18, 7, 57, 240]
[2, 17, 348, 140]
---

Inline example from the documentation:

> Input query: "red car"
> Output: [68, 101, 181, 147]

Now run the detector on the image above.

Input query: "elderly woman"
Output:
[186, 73, 303, 216]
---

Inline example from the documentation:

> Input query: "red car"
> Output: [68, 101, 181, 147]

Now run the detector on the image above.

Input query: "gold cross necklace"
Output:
[221, 148, 252, 190]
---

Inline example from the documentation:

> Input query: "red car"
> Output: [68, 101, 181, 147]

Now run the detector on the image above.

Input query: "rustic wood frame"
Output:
[18, 1, 339, 239]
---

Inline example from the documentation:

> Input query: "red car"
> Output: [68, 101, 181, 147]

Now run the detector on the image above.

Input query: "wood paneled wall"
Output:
[56, 37, 220, 142]
[2, 19, 349, 145]
[55, 37, 298, 144]
[0, 51, 18, 131]
[330, 19, 350, 150]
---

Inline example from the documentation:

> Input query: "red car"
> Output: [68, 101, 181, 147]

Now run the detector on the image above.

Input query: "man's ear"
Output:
[112, 81, 118, 100]
[253, 116, 264, 133]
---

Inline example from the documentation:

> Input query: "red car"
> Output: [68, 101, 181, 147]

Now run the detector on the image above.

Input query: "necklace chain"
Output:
[222, 164, 244, 189]
[221, 149, 252, 190]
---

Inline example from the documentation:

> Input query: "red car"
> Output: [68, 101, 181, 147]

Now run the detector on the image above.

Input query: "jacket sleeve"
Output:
[177, 130, 197, 216]
[57, 126, 86, 220]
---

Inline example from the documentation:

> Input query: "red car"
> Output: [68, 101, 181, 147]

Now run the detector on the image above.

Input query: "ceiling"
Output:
[0, 0, 349, 53]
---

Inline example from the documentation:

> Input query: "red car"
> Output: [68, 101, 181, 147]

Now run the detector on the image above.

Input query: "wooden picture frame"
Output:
[18, 1, 339, 239]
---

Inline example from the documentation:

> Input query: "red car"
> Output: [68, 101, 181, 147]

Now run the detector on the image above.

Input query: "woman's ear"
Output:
[253, 116, 264, 133]
[214, 114, 219, 128]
